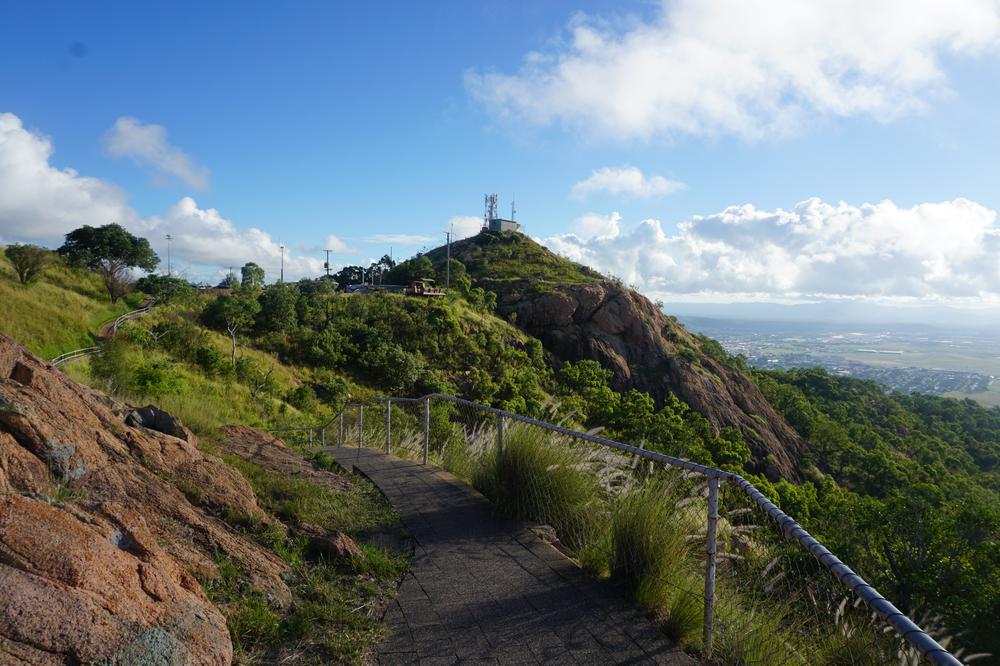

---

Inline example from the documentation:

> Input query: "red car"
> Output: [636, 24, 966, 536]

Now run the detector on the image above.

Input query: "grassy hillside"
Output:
[0, 260, 409, 664]
[426, 230, 603, 289]
[0, 247, 142, 358]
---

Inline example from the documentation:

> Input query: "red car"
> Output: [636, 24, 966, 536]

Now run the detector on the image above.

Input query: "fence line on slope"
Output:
[271, 393, 965, 665]
[50, 299, 156, 368]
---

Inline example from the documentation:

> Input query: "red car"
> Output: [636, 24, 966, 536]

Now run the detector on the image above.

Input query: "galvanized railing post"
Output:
[423, 397, 430, 465]
[703, 475, 720, 659]
[358, 404, 364, 449]
[308, 428, 313, 446]
[385, 399, 392, 455]
[320, 426, 326, 446]
[339, 411, 345, 446]
[497, 413, 504, 456]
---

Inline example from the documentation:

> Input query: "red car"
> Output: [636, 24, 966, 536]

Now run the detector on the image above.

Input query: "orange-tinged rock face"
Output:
[0, 333, 300, 664]
[0, 495, 232, 664]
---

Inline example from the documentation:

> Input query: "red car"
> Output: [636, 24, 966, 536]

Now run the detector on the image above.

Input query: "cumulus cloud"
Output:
[572, 167, 683, 199]
[541, 198, 1000, 304]
[467, 0, 1000, 139]
[448, 215, 484, 240]
[134, 198, 323, 282]
[0, 112, 321, 282]
[104, 117, 210, 190]
[573, 211, 621, 240]
[0, 113, 137, 244]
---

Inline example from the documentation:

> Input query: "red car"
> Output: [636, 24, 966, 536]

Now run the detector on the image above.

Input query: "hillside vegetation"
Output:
[3, 230, 999, 659]
[0, 247, 141, 358]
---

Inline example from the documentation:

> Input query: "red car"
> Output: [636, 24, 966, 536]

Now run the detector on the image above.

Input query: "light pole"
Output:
[279, 244, 285, 283]
[445, 228, 452, 289]
[165, 234, 173, 276]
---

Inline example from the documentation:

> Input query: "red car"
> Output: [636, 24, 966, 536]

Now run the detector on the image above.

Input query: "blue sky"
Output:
[2, 0, 1000, 305]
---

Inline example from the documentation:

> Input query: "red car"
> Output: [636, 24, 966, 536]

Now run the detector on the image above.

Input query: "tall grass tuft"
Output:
[608, 477, 705, 646]
[473, 425, 607, 552]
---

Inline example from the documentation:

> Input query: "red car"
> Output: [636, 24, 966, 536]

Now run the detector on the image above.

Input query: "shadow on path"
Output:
[325, 446, 694, 665]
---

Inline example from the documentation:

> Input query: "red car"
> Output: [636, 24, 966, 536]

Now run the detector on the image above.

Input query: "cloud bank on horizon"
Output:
[467, 0, 1000, 140]
[4, 104, 1000, 304]
[542, 198, 1000, 304]
[0, 112, 321, 282]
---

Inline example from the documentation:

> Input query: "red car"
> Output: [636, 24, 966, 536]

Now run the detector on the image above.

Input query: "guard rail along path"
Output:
[50, 299, 156, 367]
[272, 393, 967, 665]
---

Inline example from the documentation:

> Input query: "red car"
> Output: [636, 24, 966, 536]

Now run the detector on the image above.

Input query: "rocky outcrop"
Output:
[496, 281, 806, 478]
[0, 333, 295, 664]
[219, 424, 353, 493]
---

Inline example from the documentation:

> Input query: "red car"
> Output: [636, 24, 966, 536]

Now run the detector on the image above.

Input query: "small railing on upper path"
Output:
[273, 393, 966, 665]
[50, 299, 156, 368]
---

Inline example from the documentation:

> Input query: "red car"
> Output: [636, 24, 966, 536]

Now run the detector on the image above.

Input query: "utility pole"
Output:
[165, 234, 173, 276]
[445, 229, 451, 289]
[324, 249, 331, 277]
[279, 244, 285, 283]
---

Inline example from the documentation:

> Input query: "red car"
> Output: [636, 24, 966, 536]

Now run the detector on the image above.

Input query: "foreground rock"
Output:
[0, 334, 294, 664]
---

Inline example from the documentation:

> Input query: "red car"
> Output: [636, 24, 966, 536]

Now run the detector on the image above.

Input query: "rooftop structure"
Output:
[483, 192, 521, 234]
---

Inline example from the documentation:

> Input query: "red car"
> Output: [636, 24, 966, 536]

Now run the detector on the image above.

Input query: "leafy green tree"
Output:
[387, 255, 434, 284]
[241, 262, 265, 289]
[58, 224, 158, 302]
[135, 274, 195, 304]
[4, 244, 48, 285]
[255, 282, 300, 334]
[201, 291, 262, 365]
[333, 265, 364, 290]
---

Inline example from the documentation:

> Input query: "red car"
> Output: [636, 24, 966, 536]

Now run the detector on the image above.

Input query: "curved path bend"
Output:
[325, 446, 693, 666]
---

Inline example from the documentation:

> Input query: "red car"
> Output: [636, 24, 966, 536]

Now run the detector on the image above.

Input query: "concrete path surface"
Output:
[326, 446, 694, 665]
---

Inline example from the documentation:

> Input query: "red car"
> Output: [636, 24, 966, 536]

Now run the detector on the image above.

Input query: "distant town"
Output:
[679, 316, 1000, 404]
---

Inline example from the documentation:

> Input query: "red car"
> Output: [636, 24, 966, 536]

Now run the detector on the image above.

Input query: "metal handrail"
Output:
[49, 299, 157, 367]
[282, 392, 961, 665]
[50, 346, 102, 367]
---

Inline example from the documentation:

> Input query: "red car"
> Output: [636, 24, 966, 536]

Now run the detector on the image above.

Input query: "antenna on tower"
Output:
[484, 193, 498, 223]
[511, 196, 516, 222]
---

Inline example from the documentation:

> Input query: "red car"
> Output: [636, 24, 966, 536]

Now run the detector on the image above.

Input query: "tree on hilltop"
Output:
[4, 244, 49, 285]
[58, 224, 158, 302]
[241, 262, 265, 289]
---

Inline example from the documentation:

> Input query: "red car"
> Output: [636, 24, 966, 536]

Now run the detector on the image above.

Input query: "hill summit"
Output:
[426, 231, 805, 478]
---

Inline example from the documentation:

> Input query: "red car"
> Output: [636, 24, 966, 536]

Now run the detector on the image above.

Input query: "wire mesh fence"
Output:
[279, 393, 964, 665]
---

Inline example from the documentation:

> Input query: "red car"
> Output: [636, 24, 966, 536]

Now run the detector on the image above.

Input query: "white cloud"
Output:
[540, 198, 1000, 304]
[448, 215, 484, 240]
[573, 211, 621, 240]
[135, 198, 323, 282]
[0, 113, 137, 244]
[467, 0, 1000, 139]
[104, 117, 210, 190]
[572, 167, 683, 199]
[0, 112, 320, 282]
[322, 234, 358, 254]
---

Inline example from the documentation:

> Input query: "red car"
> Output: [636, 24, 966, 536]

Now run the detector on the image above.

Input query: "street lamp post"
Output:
[279, 244, 285, 283]
[165, 234, 173, 276]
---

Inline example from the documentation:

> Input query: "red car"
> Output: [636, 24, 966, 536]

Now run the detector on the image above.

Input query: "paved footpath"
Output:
[326, 446, 693, 665]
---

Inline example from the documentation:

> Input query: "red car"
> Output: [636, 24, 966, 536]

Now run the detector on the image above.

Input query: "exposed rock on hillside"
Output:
[433, 233, 804, 477]
[0, 334, 291, 664]
[499, 279, 805, 477]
